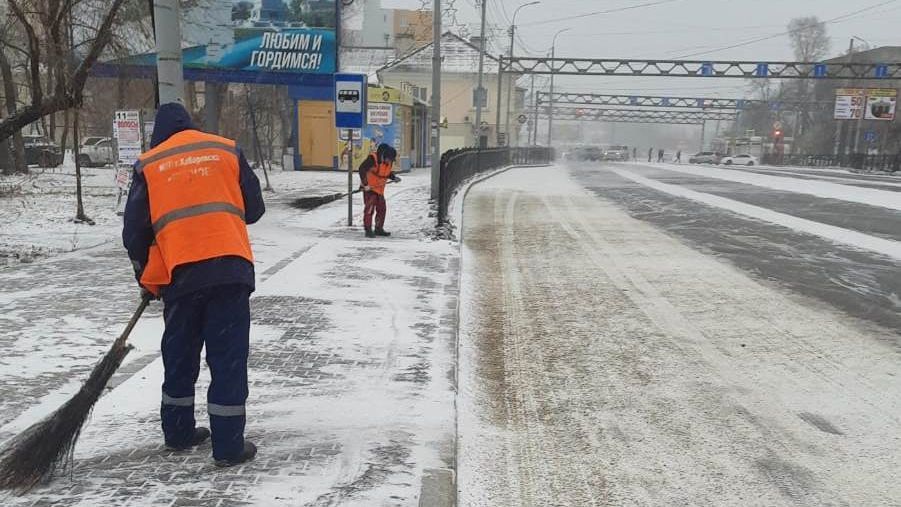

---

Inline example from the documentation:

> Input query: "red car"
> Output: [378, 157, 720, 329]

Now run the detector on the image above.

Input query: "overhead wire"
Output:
[670, 0, 901, 58]
[519, 0, 682, 27]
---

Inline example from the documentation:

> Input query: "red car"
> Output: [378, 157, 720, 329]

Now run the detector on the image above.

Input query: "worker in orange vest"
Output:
[122, 102, 264, 467]
[358, 143, 400, 238]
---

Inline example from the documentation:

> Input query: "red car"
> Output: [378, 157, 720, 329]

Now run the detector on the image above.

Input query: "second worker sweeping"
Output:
[358, 143, 400, 238]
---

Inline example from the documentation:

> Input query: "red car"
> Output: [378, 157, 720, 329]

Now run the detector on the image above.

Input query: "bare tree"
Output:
[0, 0, 130, 143]
[786, 16, 830, 152]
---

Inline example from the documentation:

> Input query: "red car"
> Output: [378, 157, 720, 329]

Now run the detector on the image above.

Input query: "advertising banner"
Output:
[864, 88, 897, 121]
[367, 103, 394, 126]
[179, 0, 337, 76]
[113, 110, 142, 166]
[834, 88, 865, 120]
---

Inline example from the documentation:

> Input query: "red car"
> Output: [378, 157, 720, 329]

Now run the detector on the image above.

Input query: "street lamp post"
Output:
[546, 28, 570, 147]
[851, 35, 872, 155]
[505, 1, 540, 147]
[474, 0, 489, 149]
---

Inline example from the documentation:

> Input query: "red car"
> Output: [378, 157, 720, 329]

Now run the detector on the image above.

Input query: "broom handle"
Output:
[112, 294, 152, 349]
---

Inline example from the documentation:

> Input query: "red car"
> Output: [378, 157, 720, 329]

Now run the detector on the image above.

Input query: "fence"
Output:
[761, 153, 901, 172]
[437, 146, 553, 224]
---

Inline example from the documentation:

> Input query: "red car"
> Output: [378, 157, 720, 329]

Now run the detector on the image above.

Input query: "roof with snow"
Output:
[377, 31, 501, 75]
[340, 47, 397, 76]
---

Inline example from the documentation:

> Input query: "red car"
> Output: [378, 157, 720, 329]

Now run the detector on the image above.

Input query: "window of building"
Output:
[472, 87, 488, 109]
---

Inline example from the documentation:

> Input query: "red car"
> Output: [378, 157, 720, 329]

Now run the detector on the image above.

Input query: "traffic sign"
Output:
[334, 73, 367, 129]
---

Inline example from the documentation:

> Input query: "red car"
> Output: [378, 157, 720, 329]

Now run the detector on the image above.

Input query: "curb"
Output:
[419, 468, 456, 507]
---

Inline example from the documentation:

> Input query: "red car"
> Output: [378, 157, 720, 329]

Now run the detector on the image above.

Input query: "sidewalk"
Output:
[0, 168, 458, 506]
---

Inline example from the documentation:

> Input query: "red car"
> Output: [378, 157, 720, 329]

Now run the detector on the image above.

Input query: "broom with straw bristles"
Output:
[0, 294, 151, 493]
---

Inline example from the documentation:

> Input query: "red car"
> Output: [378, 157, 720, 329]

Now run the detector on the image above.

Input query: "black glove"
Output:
[390, 175, 401, 183]
[141, 288, 159, 301]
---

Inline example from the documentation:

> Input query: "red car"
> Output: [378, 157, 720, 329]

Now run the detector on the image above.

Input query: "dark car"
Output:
[23, 135, 63, 168]
[570, 146, 602, 161]
[689, 151, 721, 164]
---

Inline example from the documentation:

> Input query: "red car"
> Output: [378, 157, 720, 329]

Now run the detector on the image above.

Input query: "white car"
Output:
[721, 153, 758, 166]
[78, 137, 115, 167]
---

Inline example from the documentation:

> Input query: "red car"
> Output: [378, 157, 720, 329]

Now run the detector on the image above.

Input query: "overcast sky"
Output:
[383, 0, 901, 97]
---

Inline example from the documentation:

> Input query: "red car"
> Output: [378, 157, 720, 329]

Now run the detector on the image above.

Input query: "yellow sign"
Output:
[867, 88, 898, 98]
[367, 86, 413, 106]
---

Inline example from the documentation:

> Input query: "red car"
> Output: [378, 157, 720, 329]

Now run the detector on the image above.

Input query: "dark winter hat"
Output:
[376, 143, 397, 162]
[150, 102, 196, 148]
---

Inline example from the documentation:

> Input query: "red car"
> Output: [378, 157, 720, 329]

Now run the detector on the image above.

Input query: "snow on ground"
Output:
[652, 162, 901, 210]
[0, 164, 349, 266]
[0, 167, 456, 506]
[611, 166, 901, 261]
[458, 165, 901, 505]
[0, 165, 123, 263]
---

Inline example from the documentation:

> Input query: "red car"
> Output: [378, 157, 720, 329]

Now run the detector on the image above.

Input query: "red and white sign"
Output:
[113, 110, 142, 165]
[367, 103, 393, 126]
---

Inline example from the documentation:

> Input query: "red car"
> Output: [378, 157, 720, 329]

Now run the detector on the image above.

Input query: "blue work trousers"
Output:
[160, 284, 250, 460]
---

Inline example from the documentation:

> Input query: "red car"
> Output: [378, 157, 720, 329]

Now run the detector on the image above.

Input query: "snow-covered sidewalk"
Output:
[0, 168, 458, 506]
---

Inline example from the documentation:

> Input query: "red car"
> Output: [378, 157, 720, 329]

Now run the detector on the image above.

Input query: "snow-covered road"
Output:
[458, 165, 900, 506]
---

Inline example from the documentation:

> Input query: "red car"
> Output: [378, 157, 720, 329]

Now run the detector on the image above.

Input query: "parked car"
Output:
[689, 151, 722, 164]
[721, 153, 758, 166]
[22, 135, 63, 167]
[78, 137, 115, 167]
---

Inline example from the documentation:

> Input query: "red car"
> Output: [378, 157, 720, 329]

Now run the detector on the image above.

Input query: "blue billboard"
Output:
[187, 28, 336, 75]
[98, 1, 338, 83]
[182, 0, 337, 76]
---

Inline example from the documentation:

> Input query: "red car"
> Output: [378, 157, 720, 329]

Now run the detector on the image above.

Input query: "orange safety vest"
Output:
[366, 154, 394, 195]
[136, 130, 253, 296]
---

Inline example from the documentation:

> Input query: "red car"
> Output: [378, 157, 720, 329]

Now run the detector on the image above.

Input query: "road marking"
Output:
[612, 167, 901, 261]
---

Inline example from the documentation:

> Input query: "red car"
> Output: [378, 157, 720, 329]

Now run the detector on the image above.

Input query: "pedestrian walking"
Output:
[675, 150, 682, 163]
[657, 149, 665, 162]
[648, 147, 653, 163]
[123, 102, 264, 468]
[359, 143, 401, 238]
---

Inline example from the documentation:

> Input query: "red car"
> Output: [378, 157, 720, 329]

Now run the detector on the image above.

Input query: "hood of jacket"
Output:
[150, 102, 196, 148]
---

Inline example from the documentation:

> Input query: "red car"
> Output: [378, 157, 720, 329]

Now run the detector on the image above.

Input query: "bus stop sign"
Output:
[335, 73, 366, 129]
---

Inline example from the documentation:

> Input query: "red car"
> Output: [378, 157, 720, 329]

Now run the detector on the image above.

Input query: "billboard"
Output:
[834, 88, 865, 120]
[864, 89, 897, 121]
[179, 0, 337, 76]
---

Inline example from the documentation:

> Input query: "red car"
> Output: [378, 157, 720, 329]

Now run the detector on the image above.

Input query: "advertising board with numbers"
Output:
[834, 88, 865, 120]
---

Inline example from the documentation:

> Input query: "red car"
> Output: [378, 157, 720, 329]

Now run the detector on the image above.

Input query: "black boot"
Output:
[214, 441, 258, 468]
[374, 228, 391, 237]
[365, 227, 376, 238]
[165, 427, 211, 450]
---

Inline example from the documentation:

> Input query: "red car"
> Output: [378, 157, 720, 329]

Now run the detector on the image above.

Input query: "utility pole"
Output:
[506, 1, 539, 147]
[851, 36, 871, 155]
[474, 0, 488, 149]
[528, 74, 535, 145]
[546, 28, 569, 147]
[430, 0, 441, 199]
[153, 0, 185, 105]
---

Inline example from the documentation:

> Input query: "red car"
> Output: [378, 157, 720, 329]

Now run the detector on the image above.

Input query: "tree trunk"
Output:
[73, 107, 92, 223]
[59, 107, 70, 163]
[0, 48, 26, 174]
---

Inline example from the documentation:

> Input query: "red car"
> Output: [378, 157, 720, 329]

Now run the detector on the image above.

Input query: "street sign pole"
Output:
[334, 73, 367, 228]
[347, 128, 353, 226]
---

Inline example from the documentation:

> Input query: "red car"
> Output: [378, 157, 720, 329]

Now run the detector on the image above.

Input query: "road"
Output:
[457, 163, 901, 506]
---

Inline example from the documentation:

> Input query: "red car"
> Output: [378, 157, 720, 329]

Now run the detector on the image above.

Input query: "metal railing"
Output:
[760, 153, 901, 172]
[437, 146, 553, 224]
